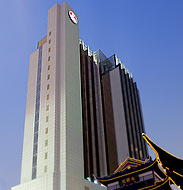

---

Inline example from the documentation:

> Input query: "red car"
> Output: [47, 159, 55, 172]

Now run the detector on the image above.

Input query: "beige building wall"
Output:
[12, 2, 106, 190]
[20, 49, 39, 184]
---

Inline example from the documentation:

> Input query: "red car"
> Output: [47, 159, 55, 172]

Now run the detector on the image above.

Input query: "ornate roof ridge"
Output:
[114, 156, 151, 174]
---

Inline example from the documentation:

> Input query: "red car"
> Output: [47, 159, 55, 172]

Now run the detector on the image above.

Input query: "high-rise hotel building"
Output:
[12, 2, 148, 190]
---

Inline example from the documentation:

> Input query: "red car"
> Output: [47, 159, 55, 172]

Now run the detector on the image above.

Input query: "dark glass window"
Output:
[34, 122, 38, 132]
[32, 155, 37, 167]
[32, 167, 37, 179]
[33, 144, 37, 155]
[34, 133, 38, 144]
[32, 45, 42, 179]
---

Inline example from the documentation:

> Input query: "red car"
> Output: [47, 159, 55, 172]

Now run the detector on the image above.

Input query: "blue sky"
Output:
[0, 0, 183, 189]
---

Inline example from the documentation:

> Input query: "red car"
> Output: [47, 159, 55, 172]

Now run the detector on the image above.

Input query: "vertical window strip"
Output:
[32, 46, 42, 179]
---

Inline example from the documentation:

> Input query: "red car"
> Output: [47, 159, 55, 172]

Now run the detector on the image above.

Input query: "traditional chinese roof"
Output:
[94, 156, 166, 186]
[143, 133, 183, 189]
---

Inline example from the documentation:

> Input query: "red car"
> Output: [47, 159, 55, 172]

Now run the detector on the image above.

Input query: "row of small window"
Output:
[47, 32, 51, 115]
[44, 31, 51, 174]
[45, 48, 49, 171]
[44, 126, 48, 173]
[47, 63, 50, 91]
[44, 126, 48, 174]
[48, 30, 51, 61]
[47, 35, 51, 122]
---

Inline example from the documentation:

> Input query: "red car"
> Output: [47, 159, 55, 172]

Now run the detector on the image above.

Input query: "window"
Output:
[49, 31, 51, 36]
[33, 133, 38, 144]
[45, 139, 48, 146]
[44, 165, 47, 173]
[47, 84, 50, 90]
[48, 65, 50, 70]
[48, 47, 51, 53]
[32, 167, 37, 179]
[45, 152, 47, 159]
[48, 56, 50, 61]
[47, 94, 49, 100]
[32, 155, 37, 167]
[139, 151, 143, 159]
[35, 111, 39, 122]
[35, 122, 39, 132]
[46, 116, 49, 122]
[46, 105, 49, 111]
[45, 127, 48, 134]
[49, 39, 51, 44]
[47, 74, 50, 80]
[131, 144, 134, 152]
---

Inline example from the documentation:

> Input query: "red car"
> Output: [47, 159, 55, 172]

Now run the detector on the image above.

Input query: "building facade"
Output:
[12, 2, 148, 190]
[80, 45, 148, 179]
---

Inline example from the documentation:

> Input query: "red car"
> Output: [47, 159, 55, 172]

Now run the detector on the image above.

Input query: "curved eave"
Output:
[142, 133, 183, 175]
[143, 133, 183, 189]
[168, 170, 183, 189]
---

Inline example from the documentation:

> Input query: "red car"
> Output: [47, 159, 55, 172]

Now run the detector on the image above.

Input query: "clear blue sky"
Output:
[0, 0, 183, 189]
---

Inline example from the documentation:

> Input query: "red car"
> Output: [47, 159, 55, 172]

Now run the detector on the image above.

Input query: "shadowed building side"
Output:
[80, 44, 148, 178]
[80, 44, 108, 180]
[101, 62, 148, 174]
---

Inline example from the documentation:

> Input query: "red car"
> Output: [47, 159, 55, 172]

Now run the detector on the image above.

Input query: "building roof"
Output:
[94, 157, 166, 186]
[113, 157, 151, 174]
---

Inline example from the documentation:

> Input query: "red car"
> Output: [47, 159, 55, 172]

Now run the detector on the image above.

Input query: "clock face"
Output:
[68, 11, 78, 24]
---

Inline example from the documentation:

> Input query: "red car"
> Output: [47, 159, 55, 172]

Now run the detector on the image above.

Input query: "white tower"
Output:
[12, 2, 105, 190]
